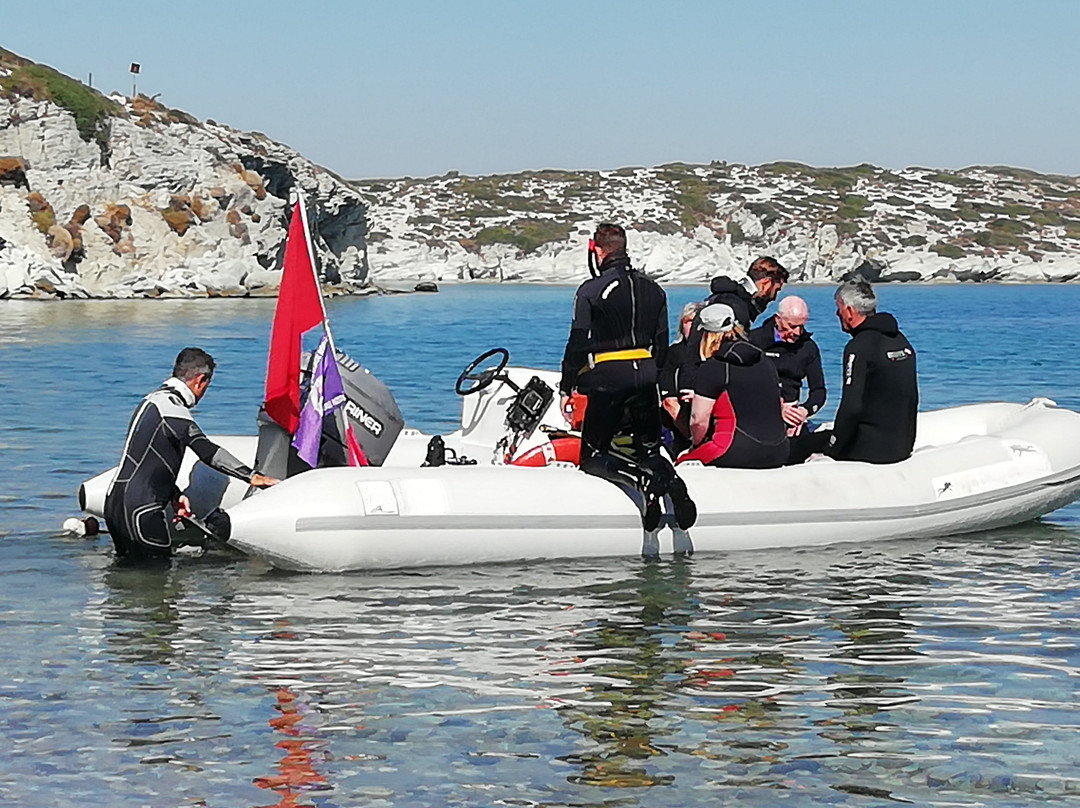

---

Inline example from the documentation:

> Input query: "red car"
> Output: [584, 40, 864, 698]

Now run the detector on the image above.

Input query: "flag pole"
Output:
[294, 188, 355, 462]
[295, 189, 339, 357]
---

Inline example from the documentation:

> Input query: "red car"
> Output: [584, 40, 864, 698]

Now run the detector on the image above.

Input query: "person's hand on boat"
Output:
[174, 494, 192, 521]
[560, 394, 572, 421]
[250, 473, 279, 488]
[781, 401, 809, 427]
[662, 396, 681, 420]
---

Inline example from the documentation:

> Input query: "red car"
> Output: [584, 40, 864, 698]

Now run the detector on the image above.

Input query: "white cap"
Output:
[698, 303, 737, 333]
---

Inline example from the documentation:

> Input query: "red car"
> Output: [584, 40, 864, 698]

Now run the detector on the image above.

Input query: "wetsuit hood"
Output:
[163, 376, 197, 408]
[852, 312, 900, 338]
[709, 274, 756, 301]
[715, 338, 762, 367]
[598, 252, 633, 274]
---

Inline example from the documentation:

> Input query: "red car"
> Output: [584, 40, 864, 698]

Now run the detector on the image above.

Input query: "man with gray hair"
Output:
[104, 347, 278, 561]
[788, 278, 918, 464]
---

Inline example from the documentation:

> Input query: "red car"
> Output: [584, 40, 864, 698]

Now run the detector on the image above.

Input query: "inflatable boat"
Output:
[79, 349, 1080, 572]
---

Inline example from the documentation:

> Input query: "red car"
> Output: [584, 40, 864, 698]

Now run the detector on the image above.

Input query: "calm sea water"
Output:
[2, 283, 1080, 807]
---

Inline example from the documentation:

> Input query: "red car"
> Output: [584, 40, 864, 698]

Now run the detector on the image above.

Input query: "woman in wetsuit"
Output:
[658, 300, 704, 454]
[677, 303, 789, 469]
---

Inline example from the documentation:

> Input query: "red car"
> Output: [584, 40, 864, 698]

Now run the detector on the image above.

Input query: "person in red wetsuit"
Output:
[678, 304, 789, 469]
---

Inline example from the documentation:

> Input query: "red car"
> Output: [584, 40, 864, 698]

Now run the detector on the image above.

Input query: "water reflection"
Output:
[66, 531, 1080, 806]
[101, 562, 183, 664]
[0, 299, 275, 346]
[253, 688, 331, 808]
[553, 561, 699, 787]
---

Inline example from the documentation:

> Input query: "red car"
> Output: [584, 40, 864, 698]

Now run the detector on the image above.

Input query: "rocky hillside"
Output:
[355, 161, 1080, 285]
[0, 47, 368, 299]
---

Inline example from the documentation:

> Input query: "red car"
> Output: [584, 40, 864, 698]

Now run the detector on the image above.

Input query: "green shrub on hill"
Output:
[813, 172, 856, 191]
[954, 203, 983, 222]
[0, 50, 121, 150]
[460, 206, 506, 220]
[836, 194, 871, 219]
[1030, 209, 1064, 227]
[931, 243, 966, 259]
[971, 201, 1035, 218]
[919, 205, 959, 222]
[475, 219, 572, 253]
[975, 228, 1027, 249]
[634, 220, 681, 236]
[929, 172, 978, 187]
[745, 202, 782, 230]
[988, 218, 1028, 235]
[761, 161, 812, 176]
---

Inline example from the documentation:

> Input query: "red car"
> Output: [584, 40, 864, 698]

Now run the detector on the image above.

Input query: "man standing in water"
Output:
[105, 347, 278, 561]
[559, 223, 697, 541]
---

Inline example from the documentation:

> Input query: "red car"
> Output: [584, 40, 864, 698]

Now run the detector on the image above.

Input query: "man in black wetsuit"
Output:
[680, 256, 789, 395]
[788, 278, 918, 464]
[559, 223, 696, 533]
[706, 256, 789, 330]
[104, 347, 278, 561]
[749, 295, 827, 435]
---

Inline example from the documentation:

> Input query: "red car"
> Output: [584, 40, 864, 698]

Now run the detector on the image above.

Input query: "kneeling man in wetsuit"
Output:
[788, 278, 918, 464]
[104, 347, 278, 561]
[559, 223, 696, 534]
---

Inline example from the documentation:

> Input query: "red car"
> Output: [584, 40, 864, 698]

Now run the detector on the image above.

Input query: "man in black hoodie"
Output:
[788, 278, 918, 464]
[681, 256, 789, 395]
[707, 256, 789, 330]
[560, 223, 696, 533]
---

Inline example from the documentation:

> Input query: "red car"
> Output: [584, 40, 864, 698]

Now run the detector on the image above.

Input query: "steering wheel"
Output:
[455, 347, 510, 396]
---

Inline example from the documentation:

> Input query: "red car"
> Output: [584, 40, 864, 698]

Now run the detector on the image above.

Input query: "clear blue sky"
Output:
[6, 0, 1079, 179]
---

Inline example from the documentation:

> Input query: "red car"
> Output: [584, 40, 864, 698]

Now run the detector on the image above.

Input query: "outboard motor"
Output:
[335, 351, 405, 465]
[254, 349, 405, 479]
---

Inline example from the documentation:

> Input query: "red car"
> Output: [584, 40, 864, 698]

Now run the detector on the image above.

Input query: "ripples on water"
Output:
[3, 285, 1080, 806]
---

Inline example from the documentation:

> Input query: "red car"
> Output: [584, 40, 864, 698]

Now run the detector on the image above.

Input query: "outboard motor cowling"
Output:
[254, 348, 405, 478]
[335, 350, 404, 466]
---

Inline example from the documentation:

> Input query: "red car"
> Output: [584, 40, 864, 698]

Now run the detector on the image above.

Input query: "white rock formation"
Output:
[0, 72, 367, 299]
[356, 162, 1080, 287]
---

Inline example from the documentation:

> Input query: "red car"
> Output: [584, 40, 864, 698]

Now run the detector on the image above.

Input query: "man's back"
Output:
[111, 379, 200, 506]
[830, 312, 918, 463]
[560, 257, 668, 391]
[579, 263, 667, 355]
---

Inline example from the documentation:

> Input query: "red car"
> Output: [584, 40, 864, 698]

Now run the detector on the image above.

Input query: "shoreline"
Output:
[3, 276, 1078, 303]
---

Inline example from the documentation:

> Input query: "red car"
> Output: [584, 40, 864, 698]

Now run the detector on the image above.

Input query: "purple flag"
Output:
[292, 335, 347, 467]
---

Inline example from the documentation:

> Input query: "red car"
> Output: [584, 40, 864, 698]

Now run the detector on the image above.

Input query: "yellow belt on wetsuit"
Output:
[588, 348, 652, 368]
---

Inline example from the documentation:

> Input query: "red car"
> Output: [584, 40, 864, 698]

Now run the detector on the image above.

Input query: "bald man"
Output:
[749, 295, 827, 434]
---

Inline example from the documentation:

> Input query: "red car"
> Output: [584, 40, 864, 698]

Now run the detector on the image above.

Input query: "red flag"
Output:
[265, 203, 324, 433]
[344, 422, 369, 466]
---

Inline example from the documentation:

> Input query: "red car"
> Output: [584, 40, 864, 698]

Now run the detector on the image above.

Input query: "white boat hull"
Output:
[224, 400, 1080, 572]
